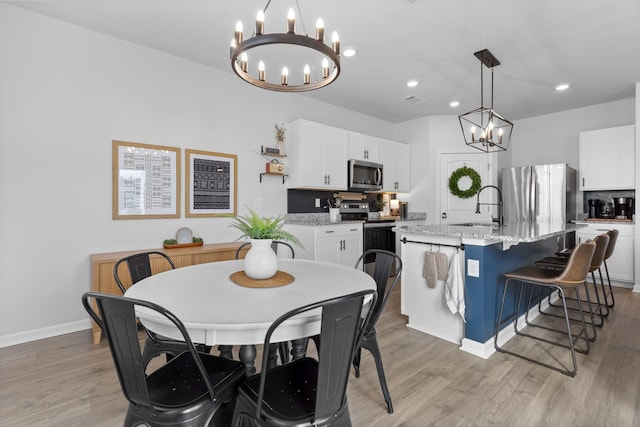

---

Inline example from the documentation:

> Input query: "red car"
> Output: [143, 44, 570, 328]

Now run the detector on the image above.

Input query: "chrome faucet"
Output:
[475, 185, 504, 226]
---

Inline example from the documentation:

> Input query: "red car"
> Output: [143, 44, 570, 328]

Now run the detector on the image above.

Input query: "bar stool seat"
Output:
[495, 240, 596, 377]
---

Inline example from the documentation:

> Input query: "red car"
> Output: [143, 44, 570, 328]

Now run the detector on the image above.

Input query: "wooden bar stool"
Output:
[494, 240, 596, 377]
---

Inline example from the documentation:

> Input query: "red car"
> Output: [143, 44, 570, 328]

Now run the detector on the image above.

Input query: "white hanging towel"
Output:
[444, 251, 466, 322]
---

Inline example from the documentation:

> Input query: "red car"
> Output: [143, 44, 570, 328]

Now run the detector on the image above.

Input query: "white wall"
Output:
[0, 5, 394, 345]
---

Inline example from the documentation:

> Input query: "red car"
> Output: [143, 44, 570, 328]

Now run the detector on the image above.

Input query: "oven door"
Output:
[363, 223, 396, 271]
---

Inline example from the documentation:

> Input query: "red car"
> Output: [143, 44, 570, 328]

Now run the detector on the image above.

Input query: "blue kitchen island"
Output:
[396, 221, 585, 358]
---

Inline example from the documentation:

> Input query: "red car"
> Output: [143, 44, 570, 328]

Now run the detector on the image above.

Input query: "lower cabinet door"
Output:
[577, 229, 634, 283]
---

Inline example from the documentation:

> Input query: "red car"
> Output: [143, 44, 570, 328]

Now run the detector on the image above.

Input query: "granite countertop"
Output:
[396, 221, 586, 244]
[285, 212, 427, 226]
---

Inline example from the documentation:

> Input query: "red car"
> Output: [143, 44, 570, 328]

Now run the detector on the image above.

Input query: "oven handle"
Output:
[374, 168, 382, 185]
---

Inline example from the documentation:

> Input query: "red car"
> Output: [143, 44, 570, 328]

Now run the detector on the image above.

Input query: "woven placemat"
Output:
[230, 270, 295, 288]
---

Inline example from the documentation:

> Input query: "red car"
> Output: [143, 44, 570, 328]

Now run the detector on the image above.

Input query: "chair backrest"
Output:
[113, 251, 175, 294]
[589, 233, 610, 270]
[81, 292, 216, 409]
[234, 241, 295, 260]
[256, 289, 377, 425]
[556, 240, 596, 285]
[604, 229, 619, 260]
[355, 249, 402, 332]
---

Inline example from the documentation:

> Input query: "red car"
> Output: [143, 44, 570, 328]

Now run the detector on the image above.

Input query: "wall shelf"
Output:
[260, 173, 288, 184]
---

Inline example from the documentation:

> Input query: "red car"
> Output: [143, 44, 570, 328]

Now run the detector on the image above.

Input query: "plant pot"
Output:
[244, 239, 278, 279]
[276, 140, 285, 155]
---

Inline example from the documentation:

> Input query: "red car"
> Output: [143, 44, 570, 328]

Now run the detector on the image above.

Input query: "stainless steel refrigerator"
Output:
[500, 163, 576, 224]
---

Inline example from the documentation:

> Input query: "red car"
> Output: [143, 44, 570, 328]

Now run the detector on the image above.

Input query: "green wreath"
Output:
[448, 166, 482, 199]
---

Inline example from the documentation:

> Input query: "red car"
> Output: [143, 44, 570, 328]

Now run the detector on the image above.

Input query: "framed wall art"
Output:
[112, 140, 181, 219]
[185, 149, 237, 217]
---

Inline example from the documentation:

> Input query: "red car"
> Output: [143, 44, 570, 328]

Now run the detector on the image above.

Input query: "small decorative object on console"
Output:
[266, 159, 285, 174]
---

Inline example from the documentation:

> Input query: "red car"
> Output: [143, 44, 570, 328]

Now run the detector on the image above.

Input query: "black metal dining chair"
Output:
[113, 251, 199, 368]
[231, 289, 377, 427]
[82, 292, 246, 427]
[353, 249, 402, 414]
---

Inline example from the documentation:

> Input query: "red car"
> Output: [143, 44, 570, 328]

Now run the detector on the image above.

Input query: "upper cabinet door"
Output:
[348, 132, 380, 163]
[579, 125, 635, 190]
[286, 120, 348, 190]
[380, 139, 411, 192]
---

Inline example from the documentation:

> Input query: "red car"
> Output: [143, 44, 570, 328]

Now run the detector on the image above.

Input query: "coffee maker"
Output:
[588, 199, 601, 218]
[614, 197, 634, 219]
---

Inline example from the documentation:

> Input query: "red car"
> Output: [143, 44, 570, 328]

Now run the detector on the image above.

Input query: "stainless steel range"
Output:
[340, 203, 397, 266]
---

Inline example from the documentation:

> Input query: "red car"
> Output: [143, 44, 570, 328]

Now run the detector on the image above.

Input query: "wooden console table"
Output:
[90, 242, 248, 344]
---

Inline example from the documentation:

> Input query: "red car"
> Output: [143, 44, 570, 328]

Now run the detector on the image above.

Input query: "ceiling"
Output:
[8, 0, 640, 123]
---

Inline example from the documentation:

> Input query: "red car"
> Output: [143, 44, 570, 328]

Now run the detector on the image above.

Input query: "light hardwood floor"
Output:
[1, 285, 639, 427]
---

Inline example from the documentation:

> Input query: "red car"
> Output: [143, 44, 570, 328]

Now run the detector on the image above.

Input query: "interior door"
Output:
[439, 153, 493, 224]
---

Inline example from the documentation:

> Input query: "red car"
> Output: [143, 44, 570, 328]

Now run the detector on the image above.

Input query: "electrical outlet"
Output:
[315, 198, 321, 208]
[467, 259, 480, 277]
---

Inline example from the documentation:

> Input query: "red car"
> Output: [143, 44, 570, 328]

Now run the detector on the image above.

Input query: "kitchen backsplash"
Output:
[287, 189, 386, 214]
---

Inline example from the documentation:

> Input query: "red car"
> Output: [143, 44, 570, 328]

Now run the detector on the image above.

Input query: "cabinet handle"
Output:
[350, 228, 359, 232]
[325, 230, 335, 234]
[327, 175, 330, 185]
[582, 177, 585, 187]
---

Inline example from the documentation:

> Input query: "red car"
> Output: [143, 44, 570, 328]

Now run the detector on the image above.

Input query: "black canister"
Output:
[588, 199, 601, 218]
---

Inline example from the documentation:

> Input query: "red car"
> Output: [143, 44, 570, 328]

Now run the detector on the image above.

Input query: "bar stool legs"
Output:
[495, 278, 590, 377]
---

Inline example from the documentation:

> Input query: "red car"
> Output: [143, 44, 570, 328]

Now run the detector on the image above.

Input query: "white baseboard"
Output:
[0, 319, 91, 349]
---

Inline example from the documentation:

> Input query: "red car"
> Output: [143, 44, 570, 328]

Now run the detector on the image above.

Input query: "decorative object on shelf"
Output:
[230, 1, 341, 92]
[274, 123, 286, 155]
[230, 208, 300, 279]
[176, 227, 193, 244]
[163, 237, 204, 249]
[185, 149, 237, 217]
[458, 49, 513, 153]
[448, 166, 482, 199]
[262, 146, 282, 155]
[265, 159, 285, 174]
[373, 197, 387, 212]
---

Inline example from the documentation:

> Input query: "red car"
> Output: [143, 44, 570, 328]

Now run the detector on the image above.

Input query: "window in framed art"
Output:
[186, 149, 237, 217]
[112, 140, 180, 219]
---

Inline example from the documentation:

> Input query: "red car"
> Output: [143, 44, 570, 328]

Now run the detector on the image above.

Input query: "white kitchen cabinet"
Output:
[579, 125, 635, 190]
[284, 223, 363, 268]
[286, 119, 349, 190]
[348, 132, 379, 162]
[380, 139, 411, 192]
[576, 223, 634, 284]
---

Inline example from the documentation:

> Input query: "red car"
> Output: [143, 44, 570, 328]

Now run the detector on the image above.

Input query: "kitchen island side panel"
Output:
[464, 238, 558, 343]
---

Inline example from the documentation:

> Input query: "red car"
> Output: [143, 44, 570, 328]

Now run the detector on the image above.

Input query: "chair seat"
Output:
[505, 266, 580, 287]
[239, 357, 318, 422]
[147, 351, 246, 409]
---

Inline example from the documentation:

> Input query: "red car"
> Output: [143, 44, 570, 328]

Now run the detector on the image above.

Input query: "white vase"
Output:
[244, 239, 278, 279]
[276, 140, 285, 155]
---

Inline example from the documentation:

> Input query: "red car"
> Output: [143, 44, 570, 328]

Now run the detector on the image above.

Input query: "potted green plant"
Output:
[231, 208, 299, 279]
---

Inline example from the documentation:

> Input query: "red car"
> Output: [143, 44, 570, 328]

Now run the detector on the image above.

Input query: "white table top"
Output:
[124, 259, 376, 346]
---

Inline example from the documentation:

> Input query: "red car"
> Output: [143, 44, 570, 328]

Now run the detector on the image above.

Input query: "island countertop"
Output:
[395, 221, 585, 245]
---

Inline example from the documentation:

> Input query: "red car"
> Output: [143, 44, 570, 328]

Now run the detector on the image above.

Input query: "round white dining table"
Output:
[124, 259, 376, 373]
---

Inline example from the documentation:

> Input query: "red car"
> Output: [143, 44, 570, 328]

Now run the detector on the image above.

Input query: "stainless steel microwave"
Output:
[348, 159, 383, 191]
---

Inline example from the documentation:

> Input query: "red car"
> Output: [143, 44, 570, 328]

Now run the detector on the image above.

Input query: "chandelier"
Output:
[230, 1, 341, 92]
[458, 49, 513, 153]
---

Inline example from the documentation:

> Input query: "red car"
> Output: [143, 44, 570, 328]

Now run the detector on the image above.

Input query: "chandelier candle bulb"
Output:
[281, 67, 289, 85]
[287, 8, 295, 33]
[240, 52, 248, 72]
[258, 61, 265, 81]
[322, 58, 329, 78]
[316, 18, 324, 41]
[256, 10, 264, 35]
[498, 128, 504, 144]
[304, 64, 311, 84]
[332, 31, 340, 55]
[234, 21, 243, 44]
[230, 38, 236, 57]
[471, 126, 476, 141]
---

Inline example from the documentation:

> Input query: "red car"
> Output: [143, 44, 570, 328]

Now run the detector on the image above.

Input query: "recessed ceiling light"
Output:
[343, 48, 357, 57]
[406, 79, 419, 88]
[449, 101, 460, 107]
[555, 83, 570, 91]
